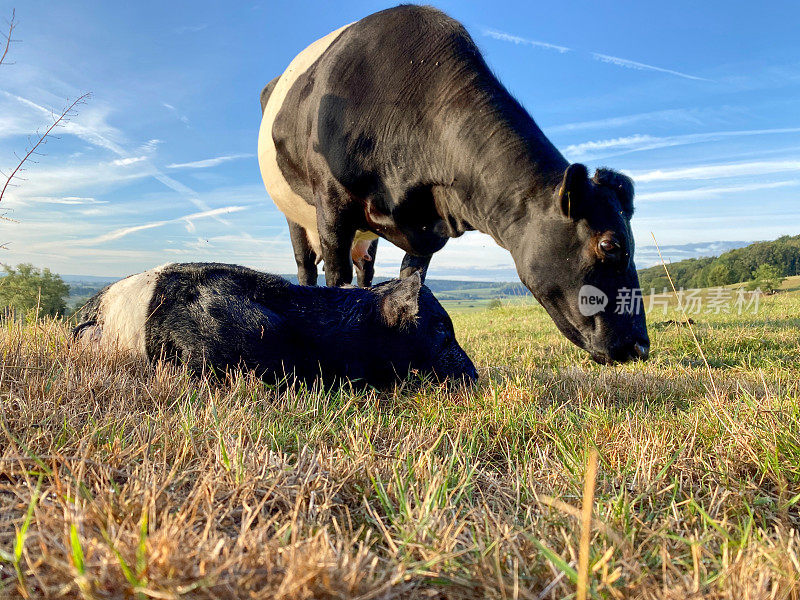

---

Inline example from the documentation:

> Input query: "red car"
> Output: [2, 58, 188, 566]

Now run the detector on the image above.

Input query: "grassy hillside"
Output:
[2, 290, 799, 598]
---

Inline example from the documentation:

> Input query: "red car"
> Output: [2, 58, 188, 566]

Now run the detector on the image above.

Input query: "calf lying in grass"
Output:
[72, 262, 477, 388]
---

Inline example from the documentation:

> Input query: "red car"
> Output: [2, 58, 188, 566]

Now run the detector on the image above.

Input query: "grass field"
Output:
[1, 285, 799, 598]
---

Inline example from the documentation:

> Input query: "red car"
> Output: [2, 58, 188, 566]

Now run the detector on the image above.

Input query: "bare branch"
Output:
[0, 92, 92, 205]
[0, 9, 16, 68]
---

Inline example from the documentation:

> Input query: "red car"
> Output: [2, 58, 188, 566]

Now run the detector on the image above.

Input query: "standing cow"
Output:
[258, 5, 649, 364]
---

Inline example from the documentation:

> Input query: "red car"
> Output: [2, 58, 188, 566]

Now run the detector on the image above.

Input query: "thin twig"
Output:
[0, 9, 16, 68]
[0, 93, 91, 205]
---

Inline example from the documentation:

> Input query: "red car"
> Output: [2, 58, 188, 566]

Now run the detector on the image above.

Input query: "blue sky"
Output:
[1, 0, 799, 279]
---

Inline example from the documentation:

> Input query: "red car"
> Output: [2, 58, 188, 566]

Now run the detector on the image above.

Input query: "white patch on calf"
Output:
[258, 22, 378, 259]
[96, 264, 169, 356]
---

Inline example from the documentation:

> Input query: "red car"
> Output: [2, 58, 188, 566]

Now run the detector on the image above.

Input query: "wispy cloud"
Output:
[7, 195, 109, 208]
[166, 153, 254, 170]
[565, 127, 800, 160]
[162, 102, 190, 126]
[565, 134, 657, 157]
[3, 90, 243, 227]
[139, 139, 162, 153]
[2, 91, 127, 154]
[629, 160, 800, 183]
[112, 156, 148, 166]
[636, 180, 800, 202]
[75, 206, 250, 246]
[40, 196, 108, 205]
[175, 23, 208, 34]
[1, 160, 153, 207]
[547, 108, 716, 133]
[482, 29, 570, 53]
[483, 28, 708, 81]
[591, 53, 709, 81]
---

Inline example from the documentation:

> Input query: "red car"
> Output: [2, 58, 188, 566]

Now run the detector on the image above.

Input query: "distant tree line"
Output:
[638, 234, 800, 292]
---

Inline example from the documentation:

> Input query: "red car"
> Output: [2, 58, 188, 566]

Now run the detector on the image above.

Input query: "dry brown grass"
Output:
[1, 296, 799, 598]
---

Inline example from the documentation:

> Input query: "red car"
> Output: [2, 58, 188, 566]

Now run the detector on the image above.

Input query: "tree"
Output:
[747, 264, 784, 293]
[0, 263, 70, 318]
[706, 263, 733, 287]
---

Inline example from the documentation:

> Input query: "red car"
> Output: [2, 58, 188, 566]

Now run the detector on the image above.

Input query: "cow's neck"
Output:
[434, 91, 569, 252]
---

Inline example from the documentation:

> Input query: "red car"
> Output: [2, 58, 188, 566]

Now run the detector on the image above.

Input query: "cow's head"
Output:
[512, 163, 649, 364]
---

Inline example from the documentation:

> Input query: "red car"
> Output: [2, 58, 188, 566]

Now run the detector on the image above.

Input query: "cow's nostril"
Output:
[633, 342, 649, 361]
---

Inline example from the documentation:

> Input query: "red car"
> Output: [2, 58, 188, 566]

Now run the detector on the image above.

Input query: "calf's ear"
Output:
[380, 272, 422, 328]
[557, 163, 589, 220]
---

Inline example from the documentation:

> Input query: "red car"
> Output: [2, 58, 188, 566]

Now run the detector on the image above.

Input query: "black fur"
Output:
[259, 76, 280, 115]
[71, 281, 112, 332]
[263, 5, 649, 364]
[76, 263, 477, 388]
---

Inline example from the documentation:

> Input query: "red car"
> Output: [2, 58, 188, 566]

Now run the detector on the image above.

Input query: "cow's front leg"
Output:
[316, 199, 358, 287]
[400, 253, 433, 283]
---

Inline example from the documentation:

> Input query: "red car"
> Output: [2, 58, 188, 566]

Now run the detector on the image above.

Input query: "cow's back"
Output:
[258, 6, 480, 248]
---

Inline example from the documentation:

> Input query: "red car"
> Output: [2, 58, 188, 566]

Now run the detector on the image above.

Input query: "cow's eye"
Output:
[599, 239, 619, 255]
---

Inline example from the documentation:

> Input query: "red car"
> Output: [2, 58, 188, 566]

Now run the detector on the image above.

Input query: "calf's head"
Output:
[374, 274, 478, 383]
[512, 163, 649, 364]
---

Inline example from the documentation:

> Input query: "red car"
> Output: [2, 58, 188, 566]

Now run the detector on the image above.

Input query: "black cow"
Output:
[257, 5, 649, 364]
[72, 262, 477, 388]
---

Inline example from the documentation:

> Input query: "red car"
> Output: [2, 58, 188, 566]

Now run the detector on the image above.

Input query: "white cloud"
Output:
[0, 160, 153, 207]
[42, 196, 108, 205]
[629, 160, 800, 183]
[162, 102, 190, 126]
[112, 156, 147, 166]
[482, 29, 570, 53]
[139, 139, 162, 153]
[482, 29, 708, 81]
[565, 127, 800, 161]
[636, 180, 800, 202]
[590, 53, 709, 81]
[565, 134, 657, 157]
[175, 24, 208, 34]
[72, 205, 251, 246]
[547, 109, 708, 133]
[3, 92, 129, 155]
[0, 91, 126, 157]
[166, 153, 254, 170]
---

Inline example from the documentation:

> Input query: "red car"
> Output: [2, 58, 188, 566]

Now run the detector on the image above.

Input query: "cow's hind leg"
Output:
[287, 217, 319, 286]
[354, 239, 379, 288]
[400, 253, 433, 283]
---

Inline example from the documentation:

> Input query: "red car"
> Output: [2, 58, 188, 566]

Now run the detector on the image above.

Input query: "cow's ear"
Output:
[557, 163, 589, 220]
[380, 272, 421, 328]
